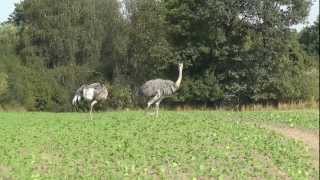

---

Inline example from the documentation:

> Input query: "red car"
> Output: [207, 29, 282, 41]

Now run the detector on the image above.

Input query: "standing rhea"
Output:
[72, 82, 108, 120]
[138, 63, 183, 117]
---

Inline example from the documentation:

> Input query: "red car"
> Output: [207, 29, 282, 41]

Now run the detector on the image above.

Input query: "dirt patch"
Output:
[263, 125, 319, 169]
[0, 165, 12, 179]
[33, 152, 63, 175]
[251, 151, 290, 179]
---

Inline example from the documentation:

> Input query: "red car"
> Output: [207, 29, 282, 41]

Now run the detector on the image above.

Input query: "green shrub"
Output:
[0, 72, 8, 96]
[107, 84, 133, 109]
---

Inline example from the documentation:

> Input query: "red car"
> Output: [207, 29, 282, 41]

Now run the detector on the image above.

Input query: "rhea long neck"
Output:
[175, 67, 183, 88]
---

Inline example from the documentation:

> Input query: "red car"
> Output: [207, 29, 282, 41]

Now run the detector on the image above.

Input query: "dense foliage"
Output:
[299, 16, 319, 59]
[0, 0, 318, 111]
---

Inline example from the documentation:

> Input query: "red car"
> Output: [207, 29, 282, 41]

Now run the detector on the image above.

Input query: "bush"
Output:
[0, 73, 8, 96]
[301, 68, 319, 101]
[107, 84, 134, 109]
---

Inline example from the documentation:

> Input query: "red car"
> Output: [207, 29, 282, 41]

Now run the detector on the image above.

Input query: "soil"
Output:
[264, 125, 319, 171]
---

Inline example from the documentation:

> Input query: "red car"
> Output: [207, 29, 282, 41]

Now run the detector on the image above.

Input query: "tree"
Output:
[0, 73, 8, 96]
[123, 0, 173, 84]
[299, 16, 319, 60]
[164, 0, 311, 106]
[1, 0, 315, 110]
[298, 15, 320, 101]
[12, 0, 121, 68]
[7, 0, 129, 110]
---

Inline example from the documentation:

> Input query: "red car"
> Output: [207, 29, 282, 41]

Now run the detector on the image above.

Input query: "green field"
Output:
[0, 110, 319, 179]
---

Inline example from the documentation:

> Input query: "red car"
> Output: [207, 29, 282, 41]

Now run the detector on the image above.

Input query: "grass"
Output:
[0, 110, 318, 179]
[235, 110, 319, 130]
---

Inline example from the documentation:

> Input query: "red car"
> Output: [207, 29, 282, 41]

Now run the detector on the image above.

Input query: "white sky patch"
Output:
[292, 0, 319, 31]
[0, 0, 22, 22]
[279, 5, 288, 12]
[118, 0, 130, 19]
[118, 0, 125, 15]
[238, 12, 264, 25]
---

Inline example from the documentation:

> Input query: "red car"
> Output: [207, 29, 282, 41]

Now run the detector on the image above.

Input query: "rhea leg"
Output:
[155, 98, 163, 117]
[146, 90, 162, 114]
[90, 100, 98, 120]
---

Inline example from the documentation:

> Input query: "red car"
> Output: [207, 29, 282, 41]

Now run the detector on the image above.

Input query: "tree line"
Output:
[0, 0, 318, 111]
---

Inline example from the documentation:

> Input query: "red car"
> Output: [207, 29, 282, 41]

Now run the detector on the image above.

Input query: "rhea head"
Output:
[178, 63, 183, 71]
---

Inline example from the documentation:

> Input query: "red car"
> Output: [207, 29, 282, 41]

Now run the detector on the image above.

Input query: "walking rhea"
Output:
[138, 63, 183, 117]
[72, 82, 108, 120]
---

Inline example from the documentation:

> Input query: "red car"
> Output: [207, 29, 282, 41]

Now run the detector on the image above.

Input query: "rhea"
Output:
[72, 82, 108, 120]
[138, 63, 183, 117]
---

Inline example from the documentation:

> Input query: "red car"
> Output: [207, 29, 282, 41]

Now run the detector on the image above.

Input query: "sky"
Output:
[292, 0, 319, 30]
[0, 0, 21, 22]
[0, 0, 319, 31]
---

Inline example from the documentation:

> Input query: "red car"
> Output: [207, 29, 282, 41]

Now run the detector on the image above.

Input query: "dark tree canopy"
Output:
[0, 0, 317, 111]
[299, 16, 319, 59]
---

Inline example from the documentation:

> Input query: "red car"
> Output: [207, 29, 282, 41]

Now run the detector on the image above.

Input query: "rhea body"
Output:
[138, 63, 183, 116]
[72, 82, 108, 120]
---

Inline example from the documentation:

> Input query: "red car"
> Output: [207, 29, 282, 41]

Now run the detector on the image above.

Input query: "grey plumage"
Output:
[138, 79, 177, 97]
[72, 82, 108, 120]
[138, 63, 183, 117]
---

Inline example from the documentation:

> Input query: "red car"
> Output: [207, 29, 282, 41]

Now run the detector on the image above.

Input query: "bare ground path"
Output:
[263, 124, 319, 174]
